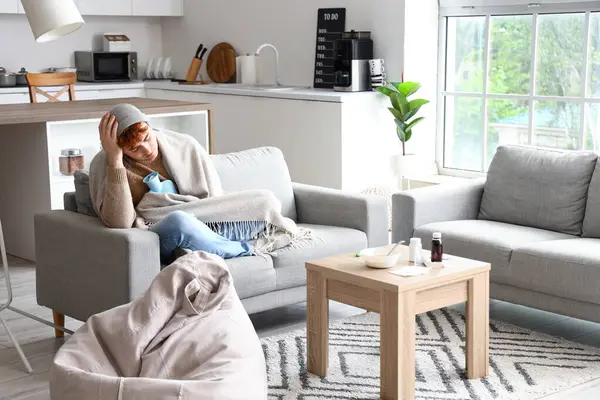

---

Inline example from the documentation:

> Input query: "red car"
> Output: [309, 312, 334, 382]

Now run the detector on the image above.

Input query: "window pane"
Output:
[446, 17, 486, 93]
[444, 96, 484, 171]
[489, 15, 533, 95]
[584, 104, 600, 150]
[533, 100, 580, 149]
[536, 13, 585, 97]
[588, 13, 600, 98]
[487, 99, 530, 169]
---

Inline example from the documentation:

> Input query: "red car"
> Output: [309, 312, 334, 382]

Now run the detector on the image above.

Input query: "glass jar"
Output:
[59, 148, 84, 176]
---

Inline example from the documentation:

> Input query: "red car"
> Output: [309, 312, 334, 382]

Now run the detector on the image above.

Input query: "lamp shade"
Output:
[21, 0, 85, 43]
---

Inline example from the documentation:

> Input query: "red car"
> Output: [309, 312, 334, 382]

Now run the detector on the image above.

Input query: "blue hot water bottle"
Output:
[143, 171, 178, 194]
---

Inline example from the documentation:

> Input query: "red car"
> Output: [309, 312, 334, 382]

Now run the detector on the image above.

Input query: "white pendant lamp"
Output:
[21, 0, 85, 43]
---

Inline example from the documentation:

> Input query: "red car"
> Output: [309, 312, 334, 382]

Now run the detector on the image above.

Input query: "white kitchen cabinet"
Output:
[74, 0, 132, 16]
[0, 0, 17, 13]
[0, 86, 146, 105]
[18, 0, 132, 15]
[132, 0, 183, 16]
[0, 93, 30, 104]
[147, 88, 343, 189]
[75, 88, 146, 100]
[12, 0, 182, 16]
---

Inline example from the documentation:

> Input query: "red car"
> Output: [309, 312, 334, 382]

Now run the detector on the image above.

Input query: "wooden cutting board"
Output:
[206, 42, 237, 83]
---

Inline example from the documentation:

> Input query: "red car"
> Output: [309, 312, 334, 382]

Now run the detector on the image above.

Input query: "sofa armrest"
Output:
[292, 183, 388, 247]
[391, 178, 485, 243]
[34, 210, 160, 321]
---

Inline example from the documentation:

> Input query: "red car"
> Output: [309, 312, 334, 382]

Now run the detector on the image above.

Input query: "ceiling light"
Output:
[21, 0, 85, 43]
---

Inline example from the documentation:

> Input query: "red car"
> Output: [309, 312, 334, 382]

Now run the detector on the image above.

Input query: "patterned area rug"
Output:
[261, 309, 600, 399]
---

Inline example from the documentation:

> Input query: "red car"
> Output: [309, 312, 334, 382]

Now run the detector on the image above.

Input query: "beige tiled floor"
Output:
[1, 255, 600, 399]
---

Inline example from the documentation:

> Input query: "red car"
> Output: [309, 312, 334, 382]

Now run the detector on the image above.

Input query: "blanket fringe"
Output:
[147, 217, 315, 259]
[252, 223, 313, 258]
[205, 220, 266, 241]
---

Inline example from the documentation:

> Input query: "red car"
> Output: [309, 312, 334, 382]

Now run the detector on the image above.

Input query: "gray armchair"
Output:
[35, 147, 388, 331]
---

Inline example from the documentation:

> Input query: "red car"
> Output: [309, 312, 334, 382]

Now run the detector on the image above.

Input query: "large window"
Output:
[440, 6, 600, 173]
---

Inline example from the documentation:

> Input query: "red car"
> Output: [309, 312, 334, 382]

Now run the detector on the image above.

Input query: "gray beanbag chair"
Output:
[50, 251, 267, 400]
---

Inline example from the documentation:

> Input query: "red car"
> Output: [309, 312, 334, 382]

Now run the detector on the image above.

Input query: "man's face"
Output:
[122, 123, 158, 163]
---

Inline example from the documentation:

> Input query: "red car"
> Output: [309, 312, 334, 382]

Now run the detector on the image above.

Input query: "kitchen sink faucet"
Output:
[255, 43, 281, 86]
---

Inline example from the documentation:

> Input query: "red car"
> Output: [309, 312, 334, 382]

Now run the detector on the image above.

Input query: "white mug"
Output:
[371, 72, 387, 80]
[370, 72, 387, 88]
[369, 59, 385, 75]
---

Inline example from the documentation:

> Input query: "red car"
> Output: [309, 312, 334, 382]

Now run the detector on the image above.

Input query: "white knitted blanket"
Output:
[91, 129, 310, 254]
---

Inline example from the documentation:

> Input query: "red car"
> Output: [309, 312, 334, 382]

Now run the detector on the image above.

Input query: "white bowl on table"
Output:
[360, 246, 401, 269]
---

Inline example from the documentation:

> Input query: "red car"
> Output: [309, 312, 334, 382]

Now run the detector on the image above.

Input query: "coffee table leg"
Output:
[307, 269, 328, 376]
[466, 271, 490, 379]
[380, 290, 416, 400]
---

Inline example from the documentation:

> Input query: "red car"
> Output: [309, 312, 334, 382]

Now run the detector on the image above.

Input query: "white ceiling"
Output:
[440, 0, 596, 6]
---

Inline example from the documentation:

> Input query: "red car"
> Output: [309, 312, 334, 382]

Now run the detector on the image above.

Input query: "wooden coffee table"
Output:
[306, 245, 490, 400]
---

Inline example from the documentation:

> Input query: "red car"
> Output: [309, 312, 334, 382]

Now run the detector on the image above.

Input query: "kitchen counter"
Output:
[144, 81, 380, 103]
[0, 96, 211, 125]
[0, 80, 146, 94]
[0, 79, 380, 103]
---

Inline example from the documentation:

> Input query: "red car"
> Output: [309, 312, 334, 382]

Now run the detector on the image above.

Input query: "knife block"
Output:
[184, 58, 203, 82]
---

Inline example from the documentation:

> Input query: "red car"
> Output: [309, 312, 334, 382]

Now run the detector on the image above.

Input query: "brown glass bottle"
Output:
[431, 232, 443, 262]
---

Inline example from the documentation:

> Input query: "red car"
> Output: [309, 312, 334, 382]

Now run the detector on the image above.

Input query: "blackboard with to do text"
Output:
[313, 8, 346, 89]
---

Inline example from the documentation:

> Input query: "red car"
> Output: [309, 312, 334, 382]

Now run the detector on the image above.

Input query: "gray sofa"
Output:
[392, 144, 600, 323]
[35, 147, 388, 324]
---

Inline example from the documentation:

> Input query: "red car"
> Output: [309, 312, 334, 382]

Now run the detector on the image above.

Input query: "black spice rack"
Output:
[313, 8, 346, 89]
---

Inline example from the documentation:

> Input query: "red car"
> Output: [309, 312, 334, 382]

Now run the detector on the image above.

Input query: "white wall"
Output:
[161, 0, 406, 86]
[403, 0, 440, 168]
[0, 14, 162, 74]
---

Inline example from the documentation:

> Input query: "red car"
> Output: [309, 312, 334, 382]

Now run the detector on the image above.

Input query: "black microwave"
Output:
[74, 51, 138, 82]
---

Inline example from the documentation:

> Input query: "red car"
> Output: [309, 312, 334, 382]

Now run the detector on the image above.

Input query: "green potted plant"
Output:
[375, 80, 429, 156]
[376, 79, 429, 186]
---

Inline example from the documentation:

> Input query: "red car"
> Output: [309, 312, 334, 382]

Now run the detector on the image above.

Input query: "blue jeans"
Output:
[150, 210, 255, 262]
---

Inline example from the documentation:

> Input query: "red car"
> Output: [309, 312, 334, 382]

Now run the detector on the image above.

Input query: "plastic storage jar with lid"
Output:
[59, 148, 84, 176]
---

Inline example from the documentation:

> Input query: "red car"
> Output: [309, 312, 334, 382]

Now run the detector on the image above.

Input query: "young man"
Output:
[91, 103, 255, 262]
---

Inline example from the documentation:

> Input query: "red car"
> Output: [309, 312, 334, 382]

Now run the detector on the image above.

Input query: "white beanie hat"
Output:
[109, 103, 149, 136]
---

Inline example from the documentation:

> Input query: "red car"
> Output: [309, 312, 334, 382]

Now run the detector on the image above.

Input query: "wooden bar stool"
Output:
[26, 72, 76, 103]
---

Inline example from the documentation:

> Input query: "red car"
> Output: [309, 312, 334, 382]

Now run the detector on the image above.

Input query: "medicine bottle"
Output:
[431, 232, 443, 262]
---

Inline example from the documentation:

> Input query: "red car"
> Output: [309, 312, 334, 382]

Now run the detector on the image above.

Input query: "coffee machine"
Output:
[333, 31, 373, 92]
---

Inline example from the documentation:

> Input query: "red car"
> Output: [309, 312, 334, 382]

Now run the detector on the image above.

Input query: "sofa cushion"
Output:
[509, 239, 600, 305]
[211, 147, 297, 221]
[272, 223, 367, 290]
[73, 170, 98, 217]
[478, 144, 597, 235]
[582, 161, 600, 238]
[414, 220, 575, 284]
[225, 255, 276, 299]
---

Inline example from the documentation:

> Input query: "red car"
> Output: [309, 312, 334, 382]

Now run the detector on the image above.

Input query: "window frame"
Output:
[437, 2, 600, 177]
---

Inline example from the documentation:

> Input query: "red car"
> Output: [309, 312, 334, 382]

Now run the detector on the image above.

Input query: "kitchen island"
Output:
[0, 97, 213, 261]
[145, 82, 437, 193]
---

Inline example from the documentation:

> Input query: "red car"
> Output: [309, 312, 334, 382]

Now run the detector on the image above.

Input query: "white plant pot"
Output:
[391, 153, 420, 179]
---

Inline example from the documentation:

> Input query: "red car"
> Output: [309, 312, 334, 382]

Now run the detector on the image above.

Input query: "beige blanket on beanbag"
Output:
[50, 252, 267, 400]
